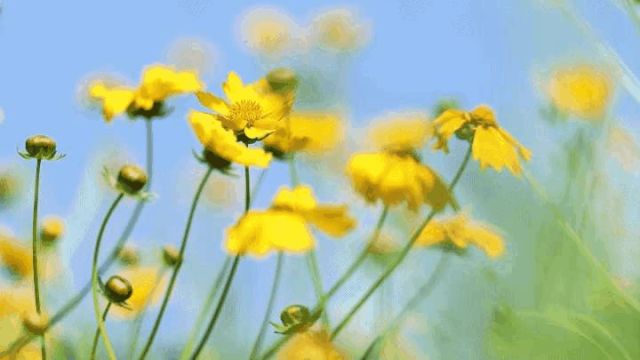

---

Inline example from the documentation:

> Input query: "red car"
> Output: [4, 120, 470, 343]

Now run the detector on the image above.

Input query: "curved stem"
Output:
[31, 159, 46, 360]
[306, 251, 329, 327]
[127, 267, 168, 358]
[329, 145, 472, 340]
[137, 167, 213, 360]
[0, 121, 156, 357]
[90, 302, 112, 360]
[249, 252, 285, 359]
[179, 257, 232, 360]
[91, 193, 125, 360]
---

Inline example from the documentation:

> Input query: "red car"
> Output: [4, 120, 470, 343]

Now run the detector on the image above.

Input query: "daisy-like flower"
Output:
[263, 111, 344, 156]
[346, 113, 449, 211]
[0, 231, 32, 278]
[111, 266, 167, 319]
[310, 8, 370, 52]
[415, 213, 505, 258]
[277, 330, 345, 360]
[89, 64, 203, 122]
[546, 64, 613, 121]
[240, 7, 299, 57]
[432, 105, 532, 175]
[189, 110, 273, 169]
[196, 71, 288, 140]
[226, 185, 356, 257]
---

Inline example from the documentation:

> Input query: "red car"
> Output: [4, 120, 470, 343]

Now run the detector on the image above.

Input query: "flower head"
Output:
[546, 64, 613, 121]
[20, 135, 64, 161]
[40, 216, 65, 246]
[263, 112, 344, 156]
[89, 64, 203, 122]
[240, 7, 298, 57]
[277, 330, 345, 360]
[0, 231, 32, 278]
[225, 185, 355, 257]
[196, 72, 288, 140]
[415, 213, 505, 258]
[111, 266, 167, 319]
[432, 105, 531, 175]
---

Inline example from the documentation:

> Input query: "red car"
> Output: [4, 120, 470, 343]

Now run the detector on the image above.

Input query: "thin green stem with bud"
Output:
[31, 159, 46, 360]
[90, 302, 112, 360]
[137, 167, 213, 360]
[91, 193, 125, 360]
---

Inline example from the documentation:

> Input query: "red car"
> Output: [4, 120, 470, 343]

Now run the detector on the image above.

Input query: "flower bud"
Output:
[22, 312, 49, 335]
[454, 123, 475, 141]
[162, 244, 181, 267]
[117, 244, 140, 266]
[117, 164, 148, 195]
[266, 68, 298, 94]
[25, 135, 58, 160]
[271, 304, 319, 334]
[104, 275, 133, 304]
[40, 216, 64, 246]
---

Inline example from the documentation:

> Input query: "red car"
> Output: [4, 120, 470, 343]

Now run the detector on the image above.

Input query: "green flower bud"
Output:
[162, 244, 181, 267]
[271, 304, 320, 334]
[454, 123, 475, 141]
[104, 275, 133, 304]
[117, 164, 148, 195]
[22, 312, 49, 335]
[266, 68, 298, 95]
[25, 135, 58, 160]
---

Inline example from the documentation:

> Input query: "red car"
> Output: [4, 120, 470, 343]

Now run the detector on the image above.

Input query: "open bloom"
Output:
[415, 213, 505, 258]
[278, 330, 345, 360]
[263, 112, 344, 155]
[111, 266, 167, 319]
[546, 64, 613, 121]
[89, 64, 203, 121]
[433, 105, 531, 175]
[226, 185, 356, 257]
[189, 110, 273, 168]
[196, 72, 288, 139]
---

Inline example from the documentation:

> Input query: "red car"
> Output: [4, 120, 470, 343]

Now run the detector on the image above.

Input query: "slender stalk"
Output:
[0, 121, 156, 357]
[249, 168, 269, 207]
[127, 267, 168, 358]
[190, 255, 241, 359]
[249, 252, 285, 359]
[91, 193, 125, 360]
[137, 167, 213, 360]
[245, 165, 251, 212]
[90, 302, 112, 360]
[329, 145, 472, 340]
[179, 257, 232, 360]
[30, 159, 47, 360]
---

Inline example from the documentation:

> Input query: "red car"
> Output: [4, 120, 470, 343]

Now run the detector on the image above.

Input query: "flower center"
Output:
[229, 100, 262, 127]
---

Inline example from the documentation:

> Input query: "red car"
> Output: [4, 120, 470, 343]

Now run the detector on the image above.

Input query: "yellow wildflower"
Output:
[415, 214, 505, 258]
[367, 112, 432, 153]
[311, 8, 370, 52]
[347, 152, 449, 211]
[240, 7, 298, 56]
[547, 64, 613, 120]
[189, 110, 272, 168]
[433, 105, 531, 175]
[89, 64, 203, 122]
[0, 232, 32, 278]
[40, 216, 65, 244]
[0, 344, 40, 360]
[278, 330, 345, 360]
[111, 266, 167, 319]
[196, 72, 288, 140]
[0, 286, 32, 319]
[226, 185, 356, 257]
[263, 112, 344, 155]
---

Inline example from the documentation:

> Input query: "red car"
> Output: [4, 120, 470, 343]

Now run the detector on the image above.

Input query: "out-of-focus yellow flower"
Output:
[347, 152, 449, 211]
[0, 344, 40, 360]
[0, 232, 32, 278]
[89, 64, 203, 122]
[311, 8, 370, 52]
[416, 214, 505, 258]
[40, 216, 64, 245]
[196, 72, 288, 140]
[240, 7, 298, 56]
[189, 110, 272, 168]
[226, 185, 356, 257]
[111, 266, 167, 319]
[547, 64, 613, 121]
[0, 286, 32, 319]
[367, 112, 432, 154]
[608, 126, 640, 173]
[263, 112, 344, 155]
[278, 330, 345, 360]
[433, 105, 531, 175]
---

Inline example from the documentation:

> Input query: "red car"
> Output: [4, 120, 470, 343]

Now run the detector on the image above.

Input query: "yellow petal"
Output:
[465, 224, 505, 258]
[432, 109, 467, 152]
[278, 330, 346, 360]
[367, 112, 432, 152]
[271, 185, 317, 212]
[472, 127, 525, 175]
[196, 91, 229, 115]
[415, 220, 448, 247]
[88, 81, 135, 121]
[304, 205, 356, 237]
[138, 64, 203, 102]
[222, 71, 247, 103]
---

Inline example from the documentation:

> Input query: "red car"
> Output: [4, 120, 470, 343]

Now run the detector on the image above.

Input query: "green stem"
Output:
[179, 257, 232, 360]
[91, 193, 125, 360]
[329, 144, 472, 340]
[190, 255, 241, 359]
[90, 302, 112, 360]
[245, 165, 251, 212]
[0, 120, 156, 357]
[31, 159, 46, 360]
[127, 267, 168, 359]
[249, 168, 269, 207]
[137, 167, 213, 360]
[249, 252, 284, 359]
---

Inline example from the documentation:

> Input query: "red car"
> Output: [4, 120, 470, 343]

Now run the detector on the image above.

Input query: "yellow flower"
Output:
[111, 266, 167, 319]
[40, 216, 65, 244]
[415, 214, 505, 258]
[311, 8, 370, 52]
[278, 330, 345, 360]
[196, 72, 288, 139]
[263, 112, 344, 155]
[547, 64, 613, 121]
[346, 152, 449, 211]
[189, 110, 273, 168]
[240, 7, 298, 56]
[367, 112, 432, 153]
[225, 185, 356, 257]
[0, 232, 32, 278]
[0, 286, 32, 319]
[432, 105, 532, 175]
[89, 64, 203, 121]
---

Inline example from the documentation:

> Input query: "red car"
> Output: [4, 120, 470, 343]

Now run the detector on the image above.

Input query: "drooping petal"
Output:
[304, 205, 356, 237]
[472, 127, 523, 175]
[196, 91, 229, 116]
[432, 109, 467, 151]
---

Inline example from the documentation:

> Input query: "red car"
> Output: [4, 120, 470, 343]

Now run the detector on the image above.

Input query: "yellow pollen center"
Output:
[230, 100, 262, 127]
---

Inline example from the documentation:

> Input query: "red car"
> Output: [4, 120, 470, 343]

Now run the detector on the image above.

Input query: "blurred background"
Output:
[1, 0, 640, 358]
